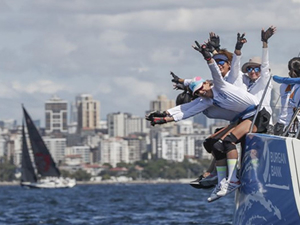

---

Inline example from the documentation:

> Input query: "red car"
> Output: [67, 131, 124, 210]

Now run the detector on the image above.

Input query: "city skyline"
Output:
[2, 93, 172, 128]
[0, 1, 299, 124]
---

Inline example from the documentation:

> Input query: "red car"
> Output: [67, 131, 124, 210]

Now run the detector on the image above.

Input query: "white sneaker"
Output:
[207, 178, 226, 202]
[217, 179, 241, 197]
[200, 173, 218, 187]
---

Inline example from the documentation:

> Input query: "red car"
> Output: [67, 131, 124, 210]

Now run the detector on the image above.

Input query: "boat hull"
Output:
[21, 177, 76, 189]
[233, 133, 300, 225]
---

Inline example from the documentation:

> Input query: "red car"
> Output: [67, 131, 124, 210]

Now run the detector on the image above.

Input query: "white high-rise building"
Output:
[65, 145, 91, 164]
[149, 94, 175, 112]
[125, 115, 148, 136]
[76, 94, 100, 132]
[99, 137, 129, 167]
[0, 134, 7, 158]
[162, 136, 185, 162]
[124, 135, 147, 163]
[158, 132, 211, 161]
[44, 137, 66, 164]
[107, 112, 126, 137]
[107, 112, 147, 137]
[45, 95, 68, 134]
[177, 119, 194, 134]
[9, 131, 23, 166]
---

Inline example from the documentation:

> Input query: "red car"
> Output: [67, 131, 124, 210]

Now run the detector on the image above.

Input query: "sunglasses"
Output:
[216, 60, 227, 66]
[247, 67, 260, 73]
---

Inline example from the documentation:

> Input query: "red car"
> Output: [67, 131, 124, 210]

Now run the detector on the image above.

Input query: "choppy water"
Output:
[0, 183, 234, 225]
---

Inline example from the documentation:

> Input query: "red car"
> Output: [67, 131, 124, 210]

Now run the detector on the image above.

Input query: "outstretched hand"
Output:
[235, 33, 247, 50]
[173, 83, 185, 90]
[151, 117, 167, 126]
[170, 71, 180, 83]
[192, 41, 212, 61]
[207, 32, 220, 52]
[145, 111, 167, 121]
[261, 26, 276, 43]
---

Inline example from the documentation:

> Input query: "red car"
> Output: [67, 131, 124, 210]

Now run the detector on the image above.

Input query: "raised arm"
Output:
[260, 26, 276, 77]
[206, 32, 221, 55]
[170, 71, 184, 84]
[192, 41, 224, 87]
[226, 33, 247, 87]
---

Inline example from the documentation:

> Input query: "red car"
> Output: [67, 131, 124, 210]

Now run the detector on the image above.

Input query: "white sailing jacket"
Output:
[169, 53, 245, 122]
[226, 48, 273, 124]
[277, 83, 300, 127]
[243, 48, 273, 124]
[168, 61, 259, 122]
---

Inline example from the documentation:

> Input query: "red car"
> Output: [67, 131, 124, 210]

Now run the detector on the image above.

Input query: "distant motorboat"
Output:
[21, 105, 76, 189]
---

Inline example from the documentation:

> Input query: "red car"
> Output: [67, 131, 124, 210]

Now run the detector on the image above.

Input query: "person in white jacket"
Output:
[229, 26, 276, 130]
[169, 33, 247, 188]
[273, 57, 300, 135]
[147, 42, 270, 202]
[164, 32, 247, 188]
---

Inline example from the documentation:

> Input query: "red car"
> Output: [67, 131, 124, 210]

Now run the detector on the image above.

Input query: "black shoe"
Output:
[199, 173, 218, 186]
[189, 175, 214, 189]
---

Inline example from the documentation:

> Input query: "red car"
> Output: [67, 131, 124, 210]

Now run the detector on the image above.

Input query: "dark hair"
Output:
[218, 49, 233, 64]
[288, 57, 300, 77]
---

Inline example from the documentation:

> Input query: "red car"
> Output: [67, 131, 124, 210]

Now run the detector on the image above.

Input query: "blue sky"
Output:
[0, 0, 300, 124]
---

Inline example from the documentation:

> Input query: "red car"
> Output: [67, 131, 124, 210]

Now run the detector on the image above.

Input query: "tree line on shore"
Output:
[0, 157, 210, 182]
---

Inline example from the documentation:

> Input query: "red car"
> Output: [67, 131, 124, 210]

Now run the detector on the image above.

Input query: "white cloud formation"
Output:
[0, 83, 18, 98]
[130, 66, 149, 73]
[0, 0, 299, 123]
[150, 48, 185, 64]
[12, 80, 67, 94]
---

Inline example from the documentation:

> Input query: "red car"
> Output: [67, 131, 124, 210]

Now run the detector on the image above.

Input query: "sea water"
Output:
[0, 183, 234, 225]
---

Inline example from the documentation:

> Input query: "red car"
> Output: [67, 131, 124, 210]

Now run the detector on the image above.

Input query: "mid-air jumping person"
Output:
[168, 32, 246, 189]
[147, 39, 270, 202]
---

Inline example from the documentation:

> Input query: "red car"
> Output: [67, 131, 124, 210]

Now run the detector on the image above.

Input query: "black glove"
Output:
[151, 117, 167, 126]
[170, 71, 180, 83]
[193, 41, 212, 61]
[205, 42, 216, 54]
[267, 124, 274, 135]
[261, 26, 276, 43]
[145, 111, 167, 121]
[235, 33, 247, 50]
[207, 32, 220, 52]
[173, 83, 185, 90]
[273, 122, 284, 135]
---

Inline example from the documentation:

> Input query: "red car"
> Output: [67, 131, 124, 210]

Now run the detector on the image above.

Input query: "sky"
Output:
[1, 0, 300, 125]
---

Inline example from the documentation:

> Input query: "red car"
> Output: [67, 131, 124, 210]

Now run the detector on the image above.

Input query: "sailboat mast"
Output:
[21, 119, 38, 183]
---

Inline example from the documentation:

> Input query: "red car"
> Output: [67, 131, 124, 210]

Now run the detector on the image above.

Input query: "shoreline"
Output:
[77, 178, 191, 185]
[0, 179, 192, 186]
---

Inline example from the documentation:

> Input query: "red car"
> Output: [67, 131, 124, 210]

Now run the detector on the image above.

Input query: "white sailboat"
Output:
[21, 106, 76, 189]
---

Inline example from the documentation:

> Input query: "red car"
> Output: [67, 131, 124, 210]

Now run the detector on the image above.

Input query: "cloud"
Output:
[98, 30, 131, 55]
[0, 0, 299, 124]
[0, 83, 18, 98]
[130, 66, 149, 73]
[150, 48, 185, 64]
[12, 80, 68, 94]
